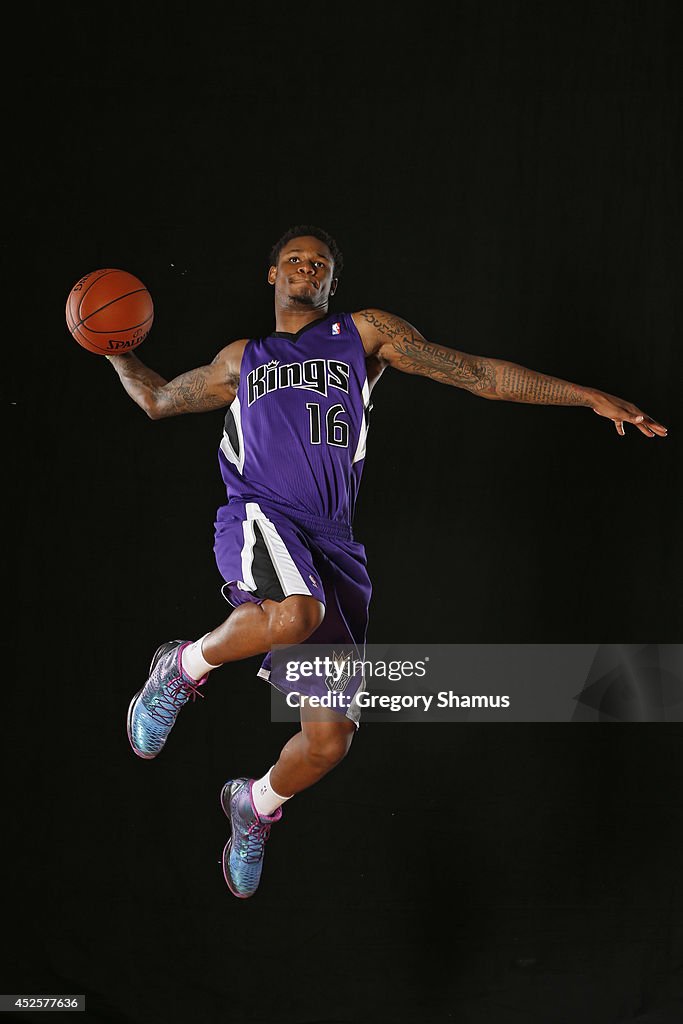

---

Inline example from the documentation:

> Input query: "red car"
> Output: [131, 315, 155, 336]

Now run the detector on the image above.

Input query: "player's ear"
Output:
[267, 266, 277, 286]
[330, 277, 338, 296]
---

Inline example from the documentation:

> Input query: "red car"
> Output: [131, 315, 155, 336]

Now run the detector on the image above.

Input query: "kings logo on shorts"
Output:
[325, 651, 354, 692]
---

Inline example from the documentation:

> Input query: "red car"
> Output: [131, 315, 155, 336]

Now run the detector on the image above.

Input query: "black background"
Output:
[6, 2, 683, 1022]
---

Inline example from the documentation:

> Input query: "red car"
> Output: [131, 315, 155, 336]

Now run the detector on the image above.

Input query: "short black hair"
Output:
[269, 224, 343, 278]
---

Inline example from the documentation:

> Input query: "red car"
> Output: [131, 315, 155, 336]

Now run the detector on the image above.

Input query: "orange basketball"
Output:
[65, 268, 154, 355]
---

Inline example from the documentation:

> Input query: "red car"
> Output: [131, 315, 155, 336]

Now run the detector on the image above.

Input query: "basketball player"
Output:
[106, 225, 667, 899]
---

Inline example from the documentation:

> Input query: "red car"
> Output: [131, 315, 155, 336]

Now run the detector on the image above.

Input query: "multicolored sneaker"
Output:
[127, 641, 206, 759]
[220, 778, 282, 899]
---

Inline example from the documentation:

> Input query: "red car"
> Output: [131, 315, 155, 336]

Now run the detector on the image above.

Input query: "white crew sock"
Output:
[252, 767, 292, 818]
[181, 633, 221, 681]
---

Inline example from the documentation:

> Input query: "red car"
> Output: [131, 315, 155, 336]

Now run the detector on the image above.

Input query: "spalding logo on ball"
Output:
[66, 268, 154, 354]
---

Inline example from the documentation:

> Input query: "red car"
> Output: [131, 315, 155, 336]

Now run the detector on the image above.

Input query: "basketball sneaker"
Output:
[127, 641, 206, 759]
[220, 778, 282, 899]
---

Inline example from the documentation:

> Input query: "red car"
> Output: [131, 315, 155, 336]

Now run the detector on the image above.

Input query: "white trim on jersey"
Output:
[220, 396, 245, 473]
[352, 378, 371, 464]
[245, 502, 312, 597]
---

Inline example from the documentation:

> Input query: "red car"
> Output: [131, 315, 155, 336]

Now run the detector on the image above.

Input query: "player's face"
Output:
[268, 236, 338, 307]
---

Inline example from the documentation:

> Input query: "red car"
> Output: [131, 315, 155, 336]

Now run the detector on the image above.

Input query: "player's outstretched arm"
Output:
[353, 309, 667, 439]
[105, 339, 249, 419]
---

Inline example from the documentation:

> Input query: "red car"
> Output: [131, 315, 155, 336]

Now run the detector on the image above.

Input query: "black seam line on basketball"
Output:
[74, 324, 93, 347]
[76, 289, 150, 330]
[75, 269, 116, 322]
[76, 287, 148, 328]
[75, 270, 119, 323]
[80, 312, 153, 335]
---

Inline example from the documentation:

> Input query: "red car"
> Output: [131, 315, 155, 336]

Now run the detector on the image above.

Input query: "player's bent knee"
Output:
[268, 595, 325, 645]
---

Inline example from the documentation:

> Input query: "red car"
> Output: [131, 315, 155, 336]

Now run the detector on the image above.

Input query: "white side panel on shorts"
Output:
[352, 378, 371, 464]
[245, 502, 312, 597]
[240, 516, 258, 591]
[220, 396, 245, 473]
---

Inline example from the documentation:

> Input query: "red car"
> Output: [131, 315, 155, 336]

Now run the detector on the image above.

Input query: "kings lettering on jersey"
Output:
[218, 312, 371, 524]
[247, 358, 350, 406]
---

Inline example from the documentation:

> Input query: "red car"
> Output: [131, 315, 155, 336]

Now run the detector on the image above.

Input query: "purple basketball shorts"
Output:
[213, 498, 372, 724]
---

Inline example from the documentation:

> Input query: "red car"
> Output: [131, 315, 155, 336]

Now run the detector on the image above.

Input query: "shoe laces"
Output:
[243, 820, 272, 863]
[151, 676, 205, 726]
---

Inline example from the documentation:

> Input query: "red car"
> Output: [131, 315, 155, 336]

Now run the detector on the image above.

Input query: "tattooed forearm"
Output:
[396, 342, 590, 405]
[495, 364, 589, 405]
[107, 352, 234, 418]
[392, 337, 496, 392]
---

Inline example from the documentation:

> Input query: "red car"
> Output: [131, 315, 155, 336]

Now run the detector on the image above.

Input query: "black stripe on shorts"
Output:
[250, 521, 287, 602]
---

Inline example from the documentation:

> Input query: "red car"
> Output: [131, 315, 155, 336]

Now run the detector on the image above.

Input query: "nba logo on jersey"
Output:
[332, 321, 341, 335]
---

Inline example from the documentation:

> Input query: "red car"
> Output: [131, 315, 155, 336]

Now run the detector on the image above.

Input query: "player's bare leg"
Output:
[269, 711, 356, 795]
[201, 595, 325, 664]
[215, 611, 357, 899]
[127, 595, 324, 760]
[221, 711, 355, 899]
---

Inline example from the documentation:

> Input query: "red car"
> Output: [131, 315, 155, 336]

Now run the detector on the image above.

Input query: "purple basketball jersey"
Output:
[219, 312, 371, 524]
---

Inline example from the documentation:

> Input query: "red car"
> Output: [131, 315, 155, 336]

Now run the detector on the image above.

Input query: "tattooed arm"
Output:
[105, 338, 249, 419]
[352, 309, 667, 438]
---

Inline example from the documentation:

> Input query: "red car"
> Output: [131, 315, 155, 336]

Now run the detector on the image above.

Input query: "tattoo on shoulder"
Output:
[357, 309, 417, 341]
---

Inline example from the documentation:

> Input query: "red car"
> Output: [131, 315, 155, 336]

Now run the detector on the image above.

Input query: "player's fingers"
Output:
[614, 420, 625, 436]
[630, 412, 668, 437]
[641, 419, 668, 436]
